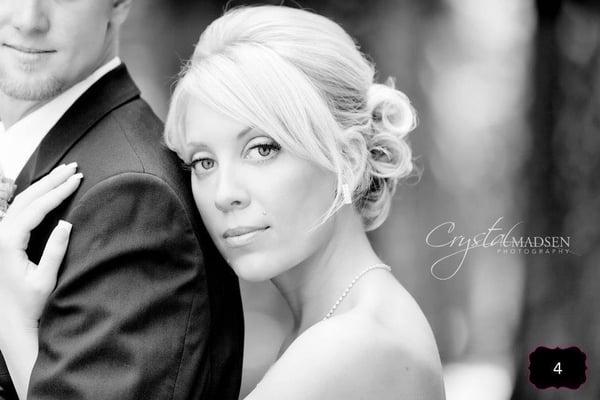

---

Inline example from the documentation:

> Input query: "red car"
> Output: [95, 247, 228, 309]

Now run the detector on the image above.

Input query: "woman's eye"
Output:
[199, 159, 214, 170]
[257, 145, 274, 157]
[246, 142, 281, 161]
[187, 157, 216, 173]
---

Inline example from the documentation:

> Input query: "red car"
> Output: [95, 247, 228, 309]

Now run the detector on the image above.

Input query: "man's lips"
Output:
[3, 43, 55, 54]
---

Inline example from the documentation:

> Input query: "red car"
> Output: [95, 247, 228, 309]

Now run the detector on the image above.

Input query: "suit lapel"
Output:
[14, 65, 141, 196]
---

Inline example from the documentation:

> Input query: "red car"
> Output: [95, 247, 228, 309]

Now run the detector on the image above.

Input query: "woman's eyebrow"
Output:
[184, 141, 210, 151]
[186, 126, 254, 149]
[237, 126, 253, 139]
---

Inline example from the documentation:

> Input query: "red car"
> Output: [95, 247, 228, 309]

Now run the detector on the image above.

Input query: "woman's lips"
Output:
[223, 226, 269, 248]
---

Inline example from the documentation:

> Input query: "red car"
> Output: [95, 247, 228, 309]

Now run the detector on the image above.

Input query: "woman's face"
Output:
[181, 98, 337, 282]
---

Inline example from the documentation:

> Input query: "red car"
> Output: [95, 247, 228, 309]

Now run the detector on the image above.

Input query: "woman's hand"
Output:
[0, 162, 82, 329]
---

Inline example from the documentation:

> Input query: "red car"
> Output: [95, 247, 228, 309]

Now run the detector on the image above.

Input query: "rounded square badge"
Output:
[529, 346, 587, 389]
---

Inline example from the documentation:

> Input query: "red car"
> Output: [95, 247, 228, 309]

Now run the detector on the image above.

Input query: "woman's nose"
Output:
[214, 168, 250, 213]
[10, 0, 49, 34]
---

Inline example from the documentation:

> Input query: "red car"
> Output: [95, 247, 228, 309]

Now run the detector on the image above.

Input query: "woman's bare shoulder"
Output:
[245, 304, 446, 400]
[364, 273, 444, 369]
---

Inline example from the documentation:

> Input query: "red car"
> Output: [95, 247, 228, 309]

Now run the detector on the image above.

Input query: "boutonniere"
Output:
[0, 176, 16, 221]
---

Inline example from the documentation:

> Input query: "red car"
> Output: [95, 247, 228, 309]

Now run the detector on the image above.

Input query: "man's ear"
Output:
[110, 0, 133, 27]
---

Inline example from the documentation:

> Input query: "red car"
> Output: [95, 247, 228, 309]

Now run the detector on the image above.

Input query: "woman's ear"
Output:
[109, 0, 133, 28]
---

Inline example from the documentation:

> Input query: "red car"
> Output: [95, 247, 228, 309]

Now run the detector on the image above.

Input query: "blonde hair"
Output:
[165, 5, 417, 231]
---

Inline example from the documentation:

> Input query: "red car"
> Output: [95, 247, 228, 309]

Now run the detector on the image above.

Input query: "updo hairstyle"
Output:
[165, 5, 417, 231]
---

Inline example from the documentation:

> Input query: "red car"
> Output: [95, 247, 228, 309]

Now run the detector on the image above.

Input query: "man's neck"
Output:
[0, 95, 53, 129]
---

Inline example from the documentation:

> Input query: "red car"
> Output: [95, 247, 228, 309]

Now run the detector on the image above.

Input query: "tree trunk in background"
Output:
[511, 0, 600, 398]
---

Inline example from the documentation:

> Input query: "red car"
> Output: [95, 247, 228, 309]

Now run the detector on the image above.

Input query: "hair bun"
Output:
[357, 78, 417, 231]
[367, 78, 417, 139]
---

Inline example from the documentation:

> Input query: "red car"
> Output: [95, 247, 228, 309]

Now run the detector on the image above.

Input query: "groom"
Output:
[0, 1, 243, 399]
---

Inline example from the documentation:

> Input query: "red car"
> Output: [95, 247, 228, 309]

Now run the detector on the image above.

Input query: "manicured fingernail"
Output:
[58, 220, 72, 233]
[71, 172, 84, 180]
[66, 162, 78, 169]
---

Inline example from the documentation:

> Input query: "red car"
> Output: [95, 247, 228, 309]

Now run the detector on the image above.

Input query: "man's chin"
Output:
[0, 74, 64, 101]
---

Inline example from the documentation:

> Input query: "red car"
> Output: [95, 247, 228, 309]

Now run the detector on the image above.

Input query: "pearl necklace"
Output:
[322, 263, 392, 320]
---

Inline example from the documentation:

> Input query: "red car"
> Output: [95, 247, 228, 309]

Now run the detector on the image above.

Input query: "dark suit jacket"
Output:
[0, 65, 244, 400]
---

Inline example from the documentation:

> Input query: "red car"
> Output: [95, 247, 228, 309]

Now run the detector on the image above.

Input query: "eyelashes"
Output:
[181, 161, 192, 171]
[183, 158, 215, 172]
[181, 138, 282, 175]
[246, 141, 281, 161]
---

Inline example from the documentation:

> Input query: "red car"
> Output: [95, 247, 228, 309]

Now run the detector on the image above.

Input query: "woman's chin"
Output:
[228, 253, 279, 282]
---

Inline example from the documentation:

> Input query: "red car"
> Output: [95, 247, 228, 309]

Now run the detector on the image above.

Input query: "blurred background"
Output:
[120, 0, 599, 399]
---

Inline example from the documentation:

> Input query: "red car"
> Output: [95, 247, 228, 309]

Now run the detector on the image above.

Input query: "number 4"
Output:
[553, 362, 562, 374]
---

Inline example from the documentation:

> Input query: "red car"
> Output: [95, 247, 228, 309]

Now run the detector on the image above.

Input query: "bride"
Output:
[0, 5, 445, 399]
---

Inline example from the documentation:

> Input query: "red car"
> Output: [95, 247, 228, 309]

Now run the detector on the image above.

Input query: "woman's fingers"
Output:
[36, 220, 72, 295]
[9, 163, 78, 213]
[19, 173, 83, 232]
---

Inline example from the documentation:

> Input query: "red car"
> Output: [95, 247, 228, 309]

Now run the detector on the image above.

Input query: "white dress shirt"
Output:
[0, 57, 122, 180]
